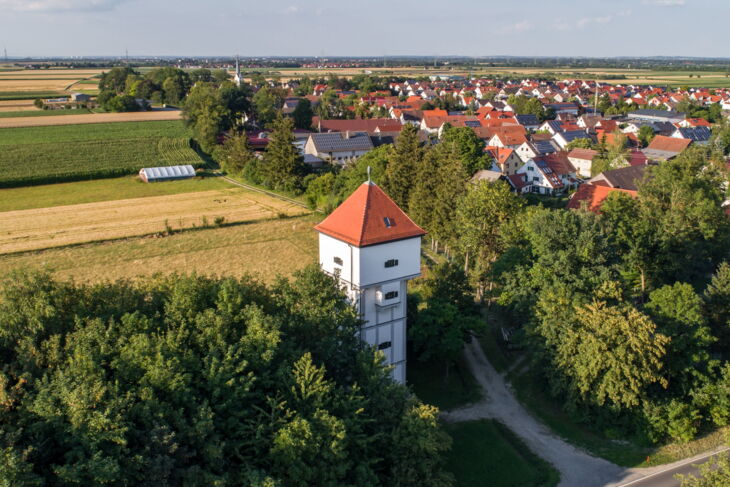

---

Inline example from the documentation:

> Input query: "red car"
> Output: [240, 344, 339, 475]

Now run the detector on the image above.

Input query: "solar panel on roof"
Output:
[464, 120, 481, 127]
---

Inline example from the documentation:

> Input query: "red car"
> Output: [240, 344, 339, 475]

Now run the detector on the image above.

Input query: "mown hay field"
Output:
[0, 175, 231, 212]
[0, 187, 310, 254]
[0, 109, 182, 128]
[0, 120, 199, 187]
[0, 79, 80, 92]
[0, 100, 37, 112]
[0, 208, 319, 284]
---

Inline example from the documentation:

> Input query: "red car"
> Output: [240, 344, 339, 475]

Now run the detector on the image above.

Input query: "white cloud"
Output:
[285, 5, 300, 14]
[642, 0, 686, 6]
[499, 20, 532, 34]
[555, 10, 631, 31]
[0, 0, 129, 12]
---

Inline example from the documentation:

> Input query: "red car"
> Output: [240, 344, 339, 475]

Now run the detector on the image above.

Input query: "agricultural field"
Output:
[0, 108, 94, 118]
[0, 91, 65, 101]
[0, 175, 230, 212]
[0, 186, 309, 254]
[0, 208, 319, 284]
[0, 69, 103, 93]
[0, 99, 39, 112]
[250, 65, 730, 88]
[0, 109, 182, 128]
[0, 120, 201, 187]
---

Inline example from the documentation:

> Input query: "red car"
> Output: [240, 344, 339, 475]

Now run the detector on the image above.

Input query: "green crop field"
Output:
[0, 91, 65, 100]
[0, 120, 188, 145]
[0, 108, 93, 118]
[0, 120, 205, 187]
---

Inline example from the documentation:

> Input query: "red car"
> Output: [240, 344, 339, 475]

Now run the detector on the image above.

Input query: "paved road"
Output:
[442, 337, 728, 487]
[608, 448, 728, 487]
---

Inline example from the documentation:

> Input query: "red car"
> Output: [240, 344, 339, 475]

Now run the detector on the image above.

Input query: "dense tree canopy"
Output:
[0, 268, 453, 487]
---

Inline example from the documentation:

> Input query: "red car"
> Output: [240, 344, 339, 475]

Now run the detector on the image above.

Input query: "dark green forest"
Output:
[0, 267, 451, 486]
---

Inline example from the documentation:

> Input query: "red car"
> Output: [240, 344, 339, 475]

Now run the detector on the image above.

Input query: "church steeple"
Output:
[234, 55, 242, 87]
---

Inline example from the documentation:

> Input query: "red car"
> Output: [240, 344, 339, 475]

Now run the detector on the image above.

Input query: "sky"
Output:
[0, 0, 727, 58]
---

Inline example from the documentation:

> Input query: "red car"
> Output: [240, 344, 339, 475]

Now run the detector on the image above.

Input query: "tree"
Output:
[677, 452, 730, 486]
[410, 262, 483, 379]
[98, 66, 137, 94]
[0, 268, 454, 487]
[646, 283, 715, 392]
[555, 298, 669, 409]
[430, 141, 469, 252]
[292, 98, 314, 130]
[440, 126, 488, 175]
[215, 134, 256, 176]
[103, 94, 140, 112]
[183, 82, 230, 152]
[638, 125, 655, 147]
[383, 124, 422, 209]
[456, 180, 523, 297]
[705, 262, 730, 352]
[263, 115, 307, 193]
[635, 147, 729, 286]
[253, 85, 282, 127]
[566, 138, 595, 151]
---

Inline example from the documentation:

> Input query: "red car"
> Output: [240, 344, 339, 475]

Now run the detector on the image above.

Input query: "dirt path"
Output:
[441, 337, 630, 487]
[443, 337, 730, 486]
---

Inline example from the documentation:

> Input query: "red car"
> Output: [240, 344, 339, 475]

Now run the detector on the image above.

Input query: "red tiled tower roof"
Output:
[314, 182, 426, 247]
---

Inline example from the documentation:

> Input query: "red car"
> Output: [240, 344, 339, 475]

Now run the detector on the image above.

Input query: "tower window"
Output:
[333, 256, 343, 266]
[384, 291, 398, 300]
[378, 341, 392, 350]
[385, 259, 399, 268]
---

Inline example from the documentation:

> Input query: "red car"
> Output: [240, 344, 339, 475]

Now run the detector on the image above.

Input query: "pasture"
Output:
[0, 120, 201, 187]
[0, 211, 319, 284]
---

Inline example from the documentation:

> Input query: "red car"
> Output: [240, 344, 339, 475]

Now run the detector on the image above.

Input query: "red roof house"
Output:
[567, 184, 638, 213]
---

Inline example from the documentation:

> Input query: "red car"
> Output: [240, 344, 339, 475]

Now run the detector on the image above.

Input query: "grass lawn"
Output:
[0, 213, 320, 284]
[408, 352, 482, 411]
[445, 419, 559, 487]
[0, 174, 229, 212]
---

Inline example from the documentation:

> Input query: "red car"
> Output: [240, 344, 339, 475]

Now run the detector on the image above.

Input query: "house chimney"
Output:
[345, 130, 351, 139]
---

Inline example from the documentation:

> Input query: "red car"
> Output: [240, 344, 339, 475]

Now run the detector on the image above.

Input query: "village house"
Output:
[567, 148, 599, 179]
[566, 184, 637, 213]
[588, 164, 648, 191]
[485, 146, 523, 175]
[642, 135, 692, 161]
[304, 132, 374, 165]
[515, 139, 560, 163]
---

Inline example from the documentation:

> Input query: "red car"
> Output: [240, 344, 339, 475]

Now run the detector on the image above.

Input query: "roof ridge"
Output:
[359, 182, 372, 245]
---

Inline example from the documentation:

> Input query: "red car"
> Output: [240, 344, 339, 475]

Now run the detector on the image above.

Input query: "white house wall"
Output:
[355, 237, 421, 287]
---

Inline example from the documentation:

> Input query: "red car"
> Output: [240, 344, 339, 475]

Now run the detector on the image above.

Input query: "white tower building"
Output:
[233, 56, 242, 87]
[314, 177, 425, 384]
